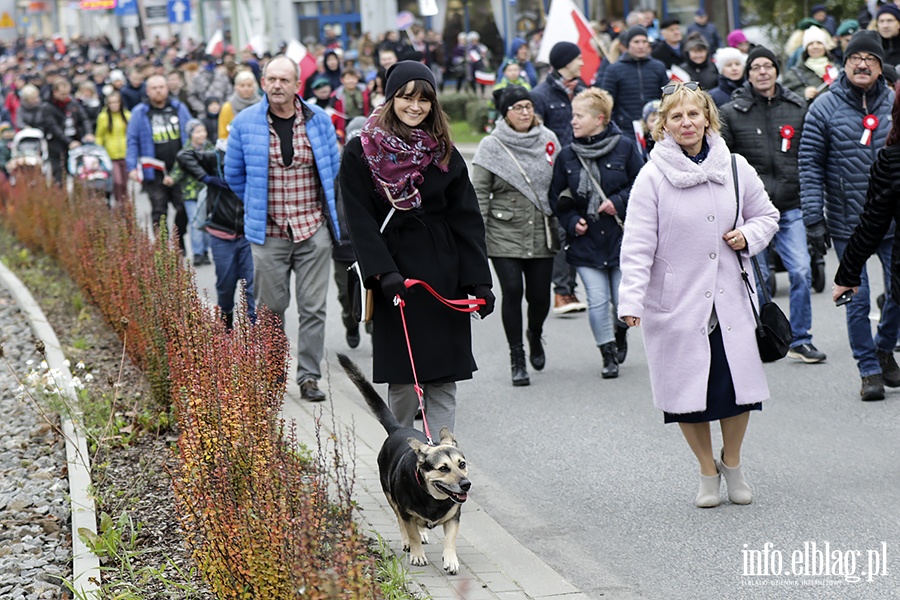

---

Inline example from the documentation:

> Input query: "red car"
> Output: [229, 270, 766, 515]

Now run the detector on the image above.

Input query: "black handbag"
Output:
[731, 155, 792, 362]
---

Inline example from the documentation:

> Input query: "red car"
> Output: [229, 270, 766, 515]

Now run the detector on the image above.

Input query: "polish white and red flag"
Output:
[137, 157, 167, 182]
[285, 39, 320, 89]
[205, 29, 225, 56]
[537, 0, 601, 84]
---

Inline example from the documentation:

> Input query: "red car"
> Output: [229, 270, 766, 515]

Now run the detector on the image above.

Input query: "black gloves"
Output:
[202, 175, 228, 189]
[807, 221, 831, 257]
[380, 272, 408, 300]
[471, 284, 495, 318]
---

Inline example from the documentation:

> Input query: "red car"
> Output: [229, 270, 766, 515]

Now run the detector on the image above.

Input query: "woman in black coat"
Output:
[339, 61, 494, 434]
[549, 88, 645, 379]
[834, 87, 900, 318]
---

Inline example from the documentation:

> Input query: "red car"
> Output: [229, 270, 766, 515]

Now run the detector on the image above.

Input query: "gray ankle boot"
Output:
[695, 472, 721, 508]
[716, 450, 752, 504]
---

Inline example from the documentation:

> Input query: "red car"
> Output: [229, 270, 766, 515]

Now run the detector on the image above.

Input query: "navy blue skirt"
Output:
[664, 325, 762, 424]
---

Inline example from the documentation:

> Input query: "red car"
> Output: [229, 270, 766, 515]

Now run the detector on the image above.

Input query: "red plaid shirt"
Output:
[265, 98, 324, 242]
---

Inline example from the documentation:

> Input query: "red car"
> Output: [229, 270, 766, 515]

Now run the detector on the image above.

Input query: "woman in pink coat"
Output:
[618, 82, 779, 508]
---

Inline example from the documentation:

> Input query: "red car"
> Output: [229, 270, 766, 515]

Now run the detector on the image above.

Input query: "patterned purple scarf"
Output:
[359, 108, 448, 210]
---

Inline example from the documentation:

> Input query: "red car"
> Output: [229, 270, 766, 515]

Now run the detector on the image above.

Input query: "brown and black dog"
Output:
[337, 354, 471, 574]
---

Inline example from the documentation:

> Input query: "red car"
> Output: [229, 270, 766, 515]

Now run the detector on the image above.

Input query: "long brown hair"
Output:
[375, 79, 453, 167]
[104, 90, 129, 133]
[887, 81, 900, 147]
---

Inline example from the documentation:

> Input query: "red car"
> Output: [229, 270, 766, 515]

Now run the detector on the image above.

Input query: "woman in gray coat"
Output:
[472, 86, 560, 386]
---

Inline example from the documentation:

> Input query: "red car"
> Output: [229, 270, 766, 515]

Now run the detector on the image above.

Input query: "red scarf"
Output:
[359, 108, 448, 210]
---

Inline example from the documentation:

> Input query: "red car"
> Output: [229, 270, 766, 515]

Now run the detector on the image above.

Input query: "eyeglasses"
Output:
[508, 103, 534, 114]
[661, 81, 700, 95]
[846, 54, 880, 66]
[748, 63, 776, 73]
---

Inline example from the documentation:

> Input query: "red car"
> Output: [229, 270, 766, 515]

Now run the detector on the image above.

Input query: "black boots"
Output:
[615, 326, 628, 364]
[510, 346, 530, 387]
[526, 329, 545, 371]
[600, 342, 619, 379]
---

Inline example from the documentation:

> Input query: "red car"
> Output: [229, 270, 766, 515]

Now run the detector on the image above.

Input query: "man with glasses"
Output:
[720, 47, 826, 365]
[799, 31, 899, 401]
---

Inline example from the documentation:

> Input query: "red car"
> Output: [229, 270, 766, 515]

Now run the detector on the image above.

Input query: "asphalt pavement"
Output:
[134, 150, 900, 599]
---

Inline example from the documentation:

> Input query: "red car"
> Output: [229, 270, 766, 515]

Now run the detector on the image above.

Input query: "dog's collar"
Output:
[414, 468, 428, 491]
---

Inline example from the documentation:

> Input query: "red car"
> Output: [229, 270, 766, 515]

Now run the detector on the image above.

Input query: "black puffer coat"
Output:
[597, 53, 669, 132]
[679, 58, 719, 92]
[719, 82, 807, 212]
[834, 144, 900, 298]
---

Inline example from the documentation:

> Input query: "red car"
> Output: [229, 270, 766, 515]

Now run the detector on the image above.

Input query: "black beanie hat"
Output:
[384, 60, 436, 101]
[493, 85, 532, 117]
[746, 46, 780, 77]
[843, 30, 884, 66]
[549, 41, 581, 70]
[622, 25, 649, 47]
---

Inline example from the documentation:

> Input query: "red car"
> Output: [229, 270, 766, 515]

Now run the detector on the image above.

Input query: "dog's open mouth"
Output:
[434, 482, 468, 504]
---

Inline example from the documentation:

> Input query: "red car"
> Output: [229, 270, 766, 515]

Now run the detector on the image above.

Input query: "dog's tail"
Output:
[336, 353, 403, 435]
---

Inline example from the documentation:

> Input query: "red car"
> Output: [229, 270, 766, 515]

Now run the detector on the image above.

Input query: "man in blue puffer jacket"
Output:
[596, 26, 669, 134]
[224, 55, 341, 402]
[126, 74, 194, 252]
[799, 31, 900, 401]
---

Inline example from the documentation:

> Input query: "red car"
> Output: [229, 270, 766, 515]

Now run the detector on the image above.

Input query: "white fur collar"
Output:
[648, 133, 731, 189]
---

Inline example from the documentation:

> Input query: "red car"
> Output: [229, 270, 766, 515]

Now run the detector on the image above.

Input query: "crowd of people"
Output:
[3, 0, 900, 506]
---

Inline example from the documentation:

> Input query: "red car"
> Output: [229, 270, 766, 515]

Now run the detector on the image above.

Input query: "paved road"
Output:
[135, 162, 900, 599]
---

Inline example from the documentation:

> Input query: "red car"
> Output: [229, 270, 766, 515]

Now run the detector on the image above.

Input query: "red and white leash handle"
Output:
[393, 278, 486, 444]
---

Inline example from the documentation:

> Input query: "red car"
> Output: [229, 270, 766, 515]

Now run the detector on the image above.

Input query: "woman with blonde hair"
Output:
[217, 70, 261, 140]
[472, 85, 560, 386]
[619, 82, 779, 507]
[549, 87, 644, 379]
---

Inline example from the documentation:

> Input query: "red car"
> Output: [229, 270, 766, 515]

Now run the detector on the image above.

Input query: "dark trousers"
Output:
[491, 256, 554, 348]
[145, 178, 187, 252]
[49, 149, 67, 186]
[551, 222, 577, 295]
[333, 259, 357, 333]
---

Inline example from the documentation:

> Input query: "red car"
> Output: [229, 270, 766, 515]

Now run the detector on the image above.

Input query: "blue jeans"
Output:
[184, 199, 210, 257]
[833, 237, 900, 377]
[576, 265, 621, 346]
[754, 209, 813, 347]
[208, 235, 256, 319]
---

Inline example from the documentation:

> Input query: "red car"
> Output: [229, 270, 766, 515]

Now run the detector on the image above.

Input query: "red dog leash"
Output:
[393, 278, 485, 444]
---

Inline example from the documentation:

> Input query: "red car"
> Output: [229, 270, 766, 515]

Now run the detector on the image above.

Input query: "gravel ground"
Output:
[0, 287, 71, 599]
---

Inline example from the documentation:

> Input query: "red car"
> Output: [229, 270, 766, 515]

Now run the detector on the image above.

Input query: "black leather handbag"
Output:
[731, 155, 793, 362]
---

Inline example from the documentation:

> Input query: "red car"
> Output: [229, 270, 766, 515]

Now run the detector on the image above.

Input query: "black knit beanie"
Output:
[843, 30, 884, 66]
[493, 85, 532, 117]
[622, 25, 649, 47]
[549, 41, 581, 70]
[746, 46, 780, 77]
[384, 60, 436, 101]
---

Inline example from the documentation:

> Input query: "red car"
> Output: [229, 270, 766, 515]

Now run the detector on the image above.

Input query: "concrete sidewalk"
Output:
[281, 356, 589, 600]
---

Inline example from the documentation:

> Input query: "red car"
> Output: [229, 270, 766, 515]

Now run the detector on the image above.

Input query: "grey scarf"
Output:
[227, 90, 261, 115]
[472, 119, 557, 215]
[571, 131, 621, 221]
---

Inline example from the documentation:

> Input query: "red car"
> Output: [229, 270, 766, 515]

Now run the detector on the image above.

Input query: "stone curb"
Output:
[0, 261, 101, 598]
[281, 354, 590, 600]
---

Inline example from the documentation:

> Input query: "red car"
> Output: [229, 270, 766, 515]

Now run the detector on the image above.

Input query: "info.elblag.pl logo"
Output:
[741, 542, 889, 586]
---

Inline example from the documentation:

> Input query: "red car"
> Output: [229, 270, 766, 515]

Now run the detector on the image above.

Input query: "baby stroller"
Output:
[68, 143, 113, 203]
[6, 128, 50, 186]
